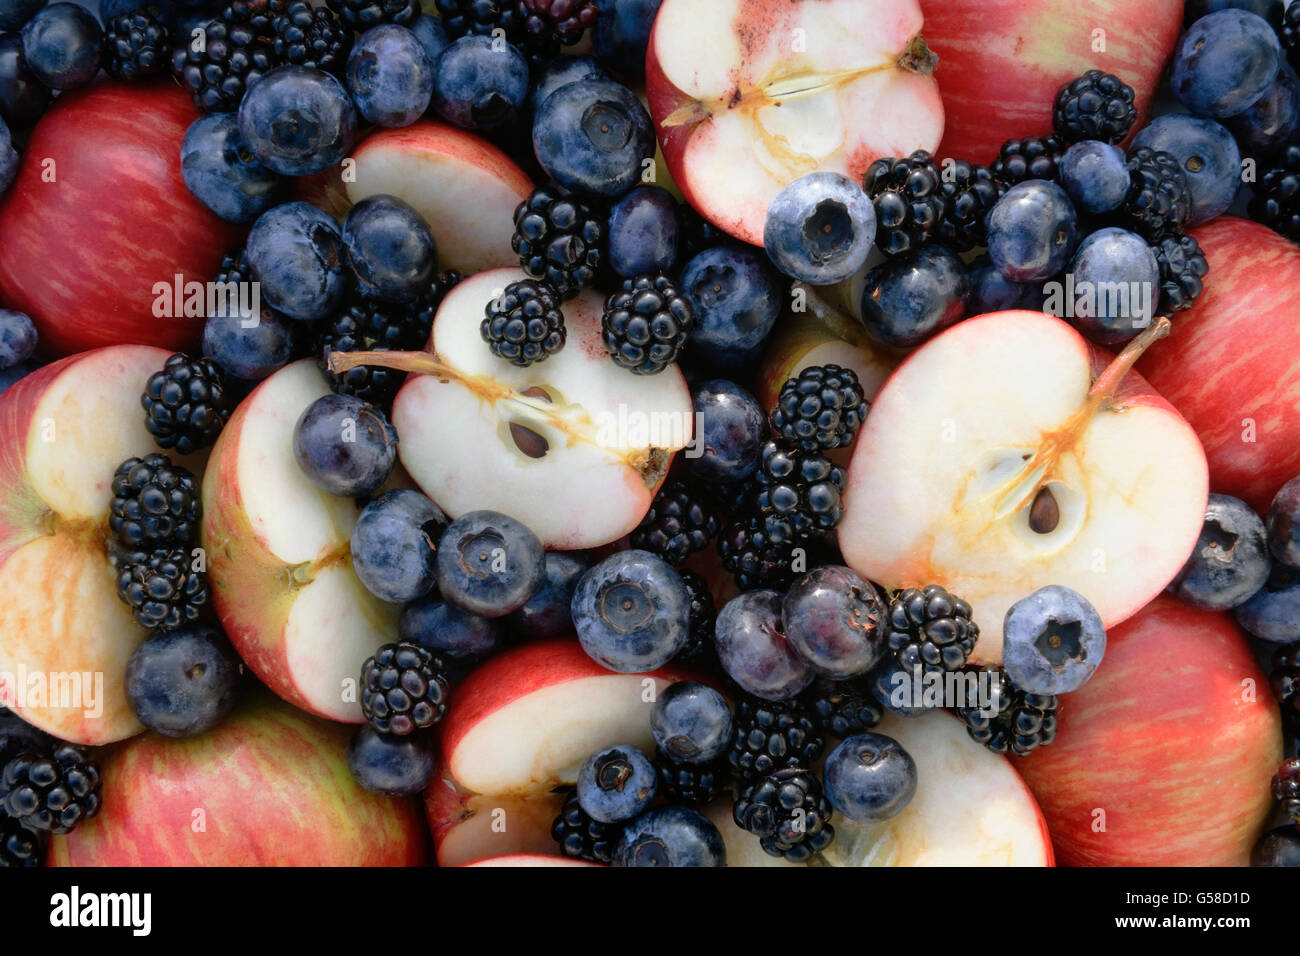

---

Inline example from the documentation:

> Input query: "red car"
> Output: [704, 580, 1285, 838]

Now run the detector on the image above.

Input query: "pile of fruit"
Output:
[1, 0, 1299, 868]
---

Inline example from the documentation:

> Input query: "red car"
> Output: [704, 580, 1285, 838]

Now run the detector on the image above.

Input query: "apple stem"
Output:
[1085, 316, 1171, 412]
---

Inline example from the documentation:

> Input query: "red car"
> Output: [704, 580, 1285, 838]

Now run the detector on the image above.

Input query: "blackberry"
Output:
[521, 0, 596, 45]
[1280, 3, 1300, 68]
[318, 297, 433, 409]
[861, 150, 945, 256]
[754, 440, 846, 544]
[1052, 70, 1138, 144]
[728, 696, 825, 783]
[171, 0, 278, 113]
[733, 768, 834, 862]
[700, 475, 760, 523]
[271, 0, 350, 73]
[1120, 147, 1192, 240]
[0, 744, 101, 834]
[630, 478, 718, 566]
[0, 815, 42, 867]
[885, 584, 979, 677]
[434, 0, 560, 69]
[1273, 756, 1300, 824]
[108, 454, 202, 551]
[991, 135, 1066, 187]
[936, 160, 1000, 252]
[601, 274, 692, 375]
[1248, 143, 1300, 242]
[673, 569, 719, 672]
[1152, 234, 1209, 315]
[676, 203, 731, 267]
[480, 278, 566, 367]
[324, 0, 418, 30]
[511, 186, 603, 299]
[0, 708, 53, 771]
[717, 515, 801, 592]
[955, 668, 1058, 757]
[103, 6, 171, 80]
[142, 353, 233, 455]
[116, 548, 209, 630]
[1271, 643, 1300, 724]
[551, 787, 618, 864]
[360, 642, 450, 736]
[802, 678, 882, 739]
[656, 753, 728, 805]
[769, 364, 868, 453]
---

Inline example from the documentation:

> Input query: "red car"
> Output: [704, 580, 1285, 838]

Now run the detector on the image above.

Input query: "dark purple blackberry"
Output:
[360, 642, 450, 736]
[769, 364, 868, 453]
[521, 0, 596, 44]
[630, 478, 719, 566]
[717, 515, 801, 592]
[0, 708, 52, 770]
[601, 274, 692, 375]
[0, 744, 101, 834]
[115, 548, 209, 630]
[434, 0, 560, 69]
[802, 678, 882, 739]
[142, 353, 233, 455]
[325, 0, 418, 30]
[991, 135, 1066, 187]
[0, 815, 42, 867]
[673, 569, 719, 671]
[728, 696, 825, 783]
[885, 584, 979, 678]
[109, 453, 202, 551]
[955, 668, 1058, 757]
[1121, 147, 1192, 240]
[1152, 234, 1209, 315]
[1272, 643, 1300, 724]
[104, 6, 171, 80]
[512, 186, 603, 299]
[754, 440, 846, 545]
[1273, 756, 1300, 824]
[656, 753, 728, 805]
[700, 474, 760, 524]
[1248, 142, 1300, 242]
[936, 160, 1000, 252]
[318, 297, 433, 410]
[551, 786, 617, 863]
[480, 278, 566, 367]
[862, 150, 945, 256]
[271, 0, 351, 73]
[171, 0, 278, 113]
[733, 767, 834, 862]
[1052, 70, 1138, 144]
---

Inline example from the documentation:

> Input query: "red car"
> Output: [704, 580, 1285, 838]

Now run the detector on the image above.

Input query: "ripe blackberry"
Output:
[511, 187, 603, 299]
[109, 453, 202, 551]
[142, 353, 233, 455]
[802, 678, 882, 739]
[0, 708, 52, 769]
[521, 0, 596, 44]
[991, 135, 1066, 187]
[103, 6, 171, 80]
[601, 274, 692, 375]
[171, 0, 278, 113]
[1152, 234, 1209, 315]
[955, 668, 1058, 757]
[769, 364, 868, 453]
[271, 0, 351, 73]
[434, 0, 559, 69]
[700, 475, 760, 523]
[1271, 643, 1300, 724]
[318, 297, 434, 409]
[325, 0, 418, 30]
[551, 787, 618, 864]
[630, 478, 719, 566]
[673, 569, 720, 672]
[116, 548, 209, 630]
[1120, 147, 1192, 240]
[754, 440, 846, 544]
[1052, 70, 1138, 144]
[728, 696, 825, 784]
[1248, 143, 1300, 242]
[0, 815, 42, 867]
[885, 584, 979, 677]
[656, 753, 728, 805]
[861, 150, 945, 256]
[0, 744, 101, 834]
[360, 642, 450, 736]
[733, 768, 834, 862]
[1273, 756, 1300, 824]
[480, 278, 566, 367]
[717, 515, 801, 592]
[937, 160, 1000, 252]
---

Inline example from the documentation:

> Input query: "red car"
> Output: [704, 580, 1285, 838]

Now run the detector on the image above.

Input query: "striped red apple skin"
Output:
[0, 82, 243, 357]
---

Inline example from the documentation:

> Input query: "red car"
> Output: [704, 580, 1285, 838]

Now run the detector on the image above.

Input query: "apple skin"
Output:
[48, 692, 429, 866]
[0, 82, 244, 357]
[1139, 217, 1300, 514]
[1018, 595, 1281, 867]
[919, 0, 1184, 162]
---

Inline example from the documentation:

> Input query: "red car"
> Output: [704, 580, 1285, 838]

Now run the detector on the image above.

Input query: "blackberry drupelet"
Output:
[1272, 643, 1300, 723]
[673, 569, 720, 671]
[802, 678, 882, 739]
[733, 767, 834, 862]
[480, 278, 566, 367]
[885, 584, 979, 677]
[861, 150, 945, 256]
[601, 273, 692, 375]
[115, 548, 209, 630]
[103, 6, 171, 80]
[717, 515, 802, 592]
[754, 440, 847, 544]
[109, 454, 202, 551]
[318, 296, 434, 409]
[551, 787, 618, 863]
[142, 353, 233, 455]
[630, 478, 719, 566]
[434, 0, 559, 68]
[0, 815, 42, 867]
[991, 135, 1066, 186]
[656, 753, 729, 805]
[955, 668, 1058, 757]
[511, 186, 603, 299]
[271, 0, 351, 73]
[1052, 70, 1138, 144]
[769, 364, 868, 453]
[728, 696, 825, 783]
[1120, 147, 1192, 240]
[1273, 756, 1300, 823]
[1152, 234, 1209, 315]
[360, 642, 450, 735]
[171, 0, 278, 113]
[325, 0, 419, 30]
[1248, 143, 1300, 242]
[936, 160, 1000, 252]
[0, 744, 101, 834]
[521, 0, 596, 44]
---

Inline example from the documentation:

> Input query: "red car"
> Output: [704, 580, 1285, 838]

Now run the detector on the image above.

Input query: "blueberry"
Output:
[715, 589, 813, 701]
[1062, 227, 1160, 347]
[180, 113, 286, 225]
[1058, 140, 1130, 216]
[1236, 564, 1300, 643]
[0, 308, 36, 369]
[868, 658, 927, 717]
[986, 180, 1081, 283]
[614, 804, 725, 867]
[860, 243, 969, 349]
[607, 185, 679, 277]
[20, 3, 101, 90]
[0, 33, 51, 126]
[679, 245, 783, 368]
[1185, 0, 1282, 24]
[1172, 9, 1280, 118]
[0, 0, 46, 31]
[532, 76, 655, 198]
[686, 378, 767, 483]
[124, 624, 243, 737]
[1001, 585, 1106, 695]
[0, 114, 17, 197]
[1251, 826, 1300, 866]
[203, 308, 296, 382]
[346, 725, 435, 796]
[1225, 62, 1300, 154]
[351, 489, 448, 604]
[531, 53, 606, 114]
[507, 550, 591, 639]
[1131, 114, 1241, 225]
[341, 194, 437, 303]
[238, 65, 357, 177]
[0, 361, 32, 396]
[1169, 493, 1270, 610]
[969, 257, 1045, 314]
[782, 565, 887, 680]
[436, 510, 546, 617]
[1266, 475, 1300, 568]
[293, 393, 398, 497]
[432, 34, 528, 131]
[823, 732, 917, 824]
[764, 172, 876, 285]
[399, 593, 505, 660]
[246, 202, 348, 321]
[650, 681, 733, 765]
[577, 744, 657, 823]
[409, 13, 449, 65]
[347, 25, 433, 129]
[592, 0, 661, 76]
[571, 549, 689, 672]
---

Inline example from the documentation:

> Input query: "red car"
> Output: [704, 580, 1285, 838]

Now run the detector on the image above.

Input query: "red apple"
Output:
[0, 83, 243, 357]
[1018, 595, 1282, 866]
[1139, 217, 1300, 514]
[460, 854, 600, 867]
[919, 0, 1184, 162]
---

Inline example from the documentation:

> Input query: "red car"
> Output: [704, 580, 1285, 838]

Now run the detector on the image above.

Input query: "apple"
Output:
[839, 310, 1208, 662]
[48, 692, 428, 866]
[645, 0, 944, 246]
[1018, 595, 1282, 866]
[918, 0, 1184, 162]
[0, 82, 243, 357]
[1139, 217, 1300, 515]
[200, 359, 399, 722]
[460, 854, 600, 867]
[338, 268, 693, 550]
